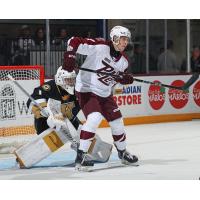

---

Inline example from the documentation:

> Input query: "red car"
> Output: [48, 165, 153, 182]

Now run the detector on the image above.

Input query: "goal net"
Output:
[0, 65, 45, 154]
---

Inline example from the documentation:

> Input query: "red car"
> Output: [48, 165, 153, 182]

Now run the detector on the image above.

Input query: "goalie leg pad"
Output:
[88, 135, 113, 163]
[15, 128, 69, 168]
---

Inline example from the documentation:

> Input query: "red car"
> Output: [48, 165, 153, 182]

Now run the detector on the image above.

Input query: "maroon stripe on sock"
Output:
[121, 134, 126, 142]
[112, 133, 126, 142]
[80, 130, 95, 140]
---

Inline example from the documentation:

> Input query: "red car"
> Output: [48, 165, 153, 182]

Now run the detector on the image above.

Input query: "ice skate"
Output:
[75, 149, 94, 171]
[117, 149, 138, 165]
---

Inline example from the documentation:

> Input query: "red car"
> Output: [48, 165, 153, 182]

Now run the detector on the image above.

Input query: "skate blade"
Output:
[75, 164, 93, 172]
[121, 159, 139, 166]
[87, 161, 139, 172]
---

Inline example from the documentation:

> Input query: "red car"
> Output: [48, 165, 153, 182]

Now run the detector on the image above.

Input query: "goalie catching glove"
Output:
[115, 72, 134, 85]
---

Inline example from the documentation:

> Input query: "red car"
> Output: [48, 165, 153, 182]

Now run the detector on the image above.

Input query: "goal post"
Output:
[0, 65, 45, 153]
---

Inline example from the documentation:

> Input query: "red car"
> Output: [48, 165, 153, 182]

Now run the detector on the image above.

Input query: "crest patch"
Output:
[42, 84, 51, 91]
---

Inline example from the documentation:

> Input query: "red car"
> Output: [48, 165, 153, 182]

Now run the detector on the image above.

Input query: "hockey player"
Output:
[15, 67, 112, 168]
[63, 25, 138, 170]
[27, 66, 81, 135]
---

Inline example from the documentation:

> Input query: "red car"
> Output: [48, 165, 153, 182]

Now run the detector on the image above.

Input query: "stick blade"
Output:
[182, 73, 199, 90]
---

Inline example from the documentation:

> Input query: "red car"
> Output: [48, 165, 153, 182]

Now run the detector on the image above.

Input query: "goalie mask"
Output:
[110, 26, 131, 45]
[55, 66, 76, 95]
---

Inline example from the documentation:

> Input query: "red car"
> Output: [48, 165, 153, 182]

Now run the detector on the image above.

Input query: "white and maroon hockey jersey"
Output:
[66, 37, 129, 97]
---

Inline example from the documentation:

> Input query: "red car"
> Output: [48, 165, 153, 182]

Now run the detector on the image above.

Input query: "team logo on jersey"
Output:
[97, 60, 118, 86]
[61, 102, 75, 120]
[42, 84, 51, 91]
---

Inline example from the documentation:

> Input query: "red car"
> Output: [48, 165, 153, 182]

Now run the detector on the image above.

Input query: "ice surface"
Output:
[1, 120, 200, 180]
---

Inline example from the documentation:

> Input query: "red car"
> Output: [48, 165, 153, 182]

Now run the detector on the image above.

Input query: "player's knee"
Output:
[82, 112, 103, 133]
[109, 118, 125, 135]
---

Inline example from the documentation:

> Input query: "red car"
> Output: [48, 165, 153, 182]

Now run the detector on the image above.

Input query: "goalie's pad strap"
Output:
[32, 102, 47, 119]
[14, 152, 26, 168]
[43, 130, 64, 152]
[88, 138, 96, 154]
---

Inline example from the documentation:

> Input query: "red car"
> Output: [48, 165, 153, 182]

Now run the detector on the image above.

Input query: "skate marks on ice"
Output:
[85, 157, 188, 172]
[0, 166, 81, 180]
[0, 161, 140, 180]
[0, 151, 139, 179]
[138, 158, 187, 166]
[0, 157, 188, 180]
[0, 155, 190, 180]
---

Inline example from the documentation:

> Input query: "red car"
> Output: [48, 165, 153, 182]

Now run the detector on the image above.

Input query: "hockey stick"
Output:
[181, 72, 199, 90]
[7, 74, 48, 117]
[132, 72, 199, 90]
[79, 62, 199, 90]
[102, 60, 199, 90]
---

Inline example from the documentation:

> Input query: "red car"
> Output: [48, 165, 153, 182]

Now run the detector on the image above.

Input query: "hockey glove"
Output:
[40, 107, 50, 118]
[47, 115, 67, 132]
[63, 51, 76, 72]
[115, 72, 134, 85]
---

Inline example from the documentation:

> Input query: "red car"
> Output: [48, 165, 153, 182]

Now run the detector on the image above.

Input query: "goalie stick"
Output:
[78, 60, 199, 90]
[7, 74, 48, 117]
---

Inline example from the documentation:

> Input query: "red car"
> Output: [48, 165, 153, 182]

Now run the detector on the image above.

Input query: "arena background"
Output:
[0, 1, 200, 200]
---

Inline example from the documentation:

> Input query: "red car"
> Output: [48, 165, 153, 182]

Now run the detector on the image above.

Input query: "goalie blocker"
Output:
[15, 127, 112, 168]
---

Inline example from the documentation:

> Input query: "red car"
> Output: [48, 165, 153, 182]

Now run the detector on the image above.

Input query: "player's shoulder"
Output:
[70, 36, 109, 46]
[40, 80, 56, 92]
[95, 39, 111, 52]
[94, 38, 110, 45]
[85, 38, 110, 49]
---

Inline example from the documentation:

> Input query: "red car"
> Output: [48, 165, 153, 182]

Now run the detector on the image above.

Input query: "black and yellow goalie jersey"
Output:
[27, 79, 81, 134]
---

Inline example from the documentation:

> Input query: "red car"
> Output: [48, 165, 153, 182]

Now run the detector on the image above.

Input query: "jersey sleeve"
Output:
[63, 37, 107, 71]
[67, 37, 106, 56]
[31, 87, 48, 102]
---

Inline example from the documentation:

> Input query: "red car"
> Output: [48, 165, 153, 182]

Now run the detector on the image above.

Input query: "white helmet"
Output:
[55, 66, 76, 95]
[110, 26, 131, 45]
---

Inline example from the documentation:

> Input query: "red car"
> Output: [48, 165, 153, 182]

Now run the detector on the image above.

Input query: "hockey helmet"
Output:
[110, 26, 131, 45]
[55, 66, 76, 95]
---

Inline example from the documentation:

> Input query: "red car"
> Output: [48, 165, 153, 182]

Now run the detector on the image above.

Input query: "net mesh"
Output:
[0, 66, 44, 153]
[0, 68, 41, 81]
